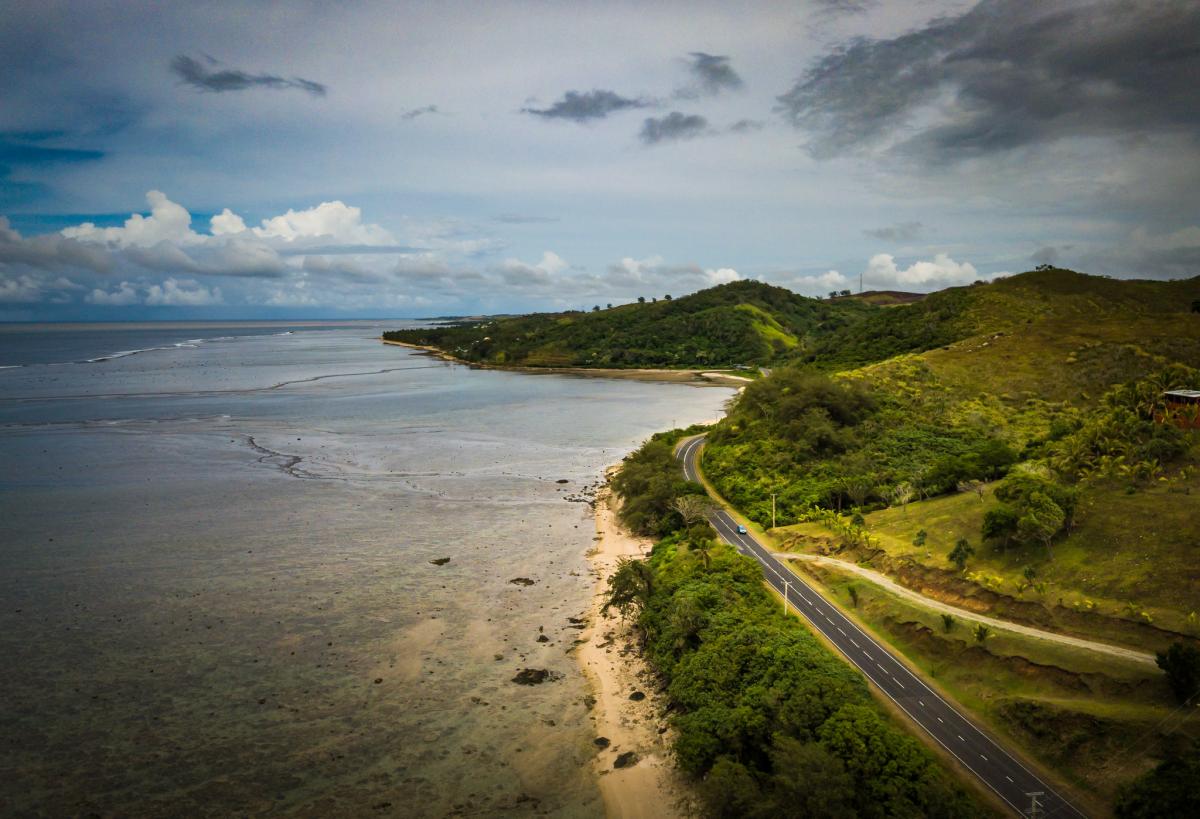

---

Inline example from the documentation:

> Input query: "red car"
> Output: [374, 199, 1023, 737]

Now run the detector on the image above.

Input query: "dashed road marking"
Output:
[981, 755, 988, 762]
[850, 639, 860, 648]
[837, 627, 846, 635]
[937, 717, 944, 723]
[958, 735, 965, 742]
[918, 700, 925, 707]
[1005, 776, 1013, 783]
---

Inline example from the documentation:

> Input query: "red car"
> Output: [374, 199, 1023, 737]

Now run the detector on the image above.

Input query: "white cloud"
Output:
[606, 255, 740, 291]
[0, 272, 82, 303]
[252, 201, 395, 245]
[210, 208, 248, 236]
[62, 190, 202, 247]
[707, 267, 740, 285]
[145, 278, 222, 306]
[87, 281, 140, 305]
[0, 274, 44, 303]
[863, 253, 979, 288]
[781, 269, 851, 296]
[501, 250, 569, 286]
[0, 217, 113, 273]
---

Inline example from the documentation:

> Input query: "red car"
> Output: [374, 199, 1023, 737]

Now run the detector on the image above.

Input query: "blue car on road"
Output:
[736, 525, 747, 534]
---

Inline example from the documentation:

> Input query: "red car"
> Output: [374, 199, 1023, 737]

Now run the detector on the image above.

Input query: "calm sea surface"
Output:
[0, 322, 732, 817]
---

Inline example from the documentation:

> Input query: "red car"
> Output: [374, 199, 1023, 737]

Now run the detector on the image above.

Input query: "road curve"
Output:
[676, 435, 1087, 819]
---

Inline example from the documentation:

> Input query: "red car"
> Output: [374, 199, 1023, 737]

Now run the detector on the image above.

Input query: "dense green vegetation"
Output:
[1115, 740, 1200, 818]
[802, 286, 975, 371]
[704, 270, 1200, 532]
[704, 366, 1020, 527]
[384, 280, 884, 368]
[607, 438, 986, 818]
[610, 426, 711, 537]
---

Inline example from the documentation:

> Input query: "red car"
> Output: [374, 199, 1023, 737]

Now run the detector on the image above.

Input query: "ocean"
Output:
[0, 322, 733, 817]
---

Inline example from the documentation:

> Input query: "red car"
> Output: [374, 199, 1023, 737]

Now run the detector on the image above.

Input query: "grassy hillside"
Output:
[698, 267, 1200, 813]
[384, 279, 879, 368]
[705, 268, 1200, 525]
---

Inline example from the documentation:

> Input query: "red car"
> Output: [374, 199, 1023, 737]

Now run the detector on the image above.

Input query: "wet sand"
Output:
[576, 469, 697, 818]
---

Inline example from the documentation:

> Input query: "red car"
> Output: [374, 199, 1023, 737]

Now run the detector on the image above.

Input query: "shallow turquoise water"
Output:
[0, 323, 732, 817]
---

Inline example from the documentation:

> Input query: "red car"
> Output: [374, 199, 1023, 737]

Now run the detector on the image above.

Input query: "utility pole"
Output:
[859, 271, 863, 294]
[1024, 791, 1044, 819]
[771, 493, 777, 529]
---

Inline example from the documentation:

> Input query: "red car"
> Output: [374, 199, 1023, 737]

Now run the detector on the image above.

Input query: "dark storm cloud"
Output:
[778, 0, 1200, 162]
[864, 221, 923, 241]
[171, 55, 327, 97]
[522, 90, 647, 122]
[0, 132, 104, 165]
[680, 52, 743, 97]
[640, 112, 708, 145]
[814, 0, 878, 16]
[400, 105, 439, 120]
[1030, 245, 1063, 266]
[729, 119, 764, 133]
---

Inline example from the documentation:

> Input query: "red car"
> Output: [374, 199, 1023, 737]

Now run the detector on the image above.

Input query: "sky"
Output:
[1, 0, 1198, 320]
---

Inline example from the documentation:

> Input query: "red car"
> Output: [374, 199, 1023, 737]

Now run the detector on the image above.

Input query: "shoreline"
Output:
[381, 338, 751, 387]
[576, 469, 696, 818]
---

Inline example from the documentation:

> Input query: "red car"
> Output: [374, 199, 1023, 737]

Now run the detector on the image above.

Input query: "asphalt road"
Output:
[677, 435, 1087, 819]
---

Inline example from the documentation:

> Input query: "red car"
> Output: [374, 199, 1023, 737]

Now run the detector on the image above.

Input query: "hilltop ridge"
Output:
[384, 279, 875, 368]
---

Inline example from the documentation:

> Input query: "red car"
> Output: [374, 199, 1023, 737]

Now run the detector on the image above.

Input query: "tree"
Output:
[637, 296, 646, 303]
[844, 475, 873, 509]
[672, 495, 714, 527]
[956, 479, 985, 500]
[664, 294, 672, 301]
[994, 473, 1077, 534]
[913, 529, 927, 548]
[839, 289, 851, 297]
[941, 613, 955, 633]
[887, 482, 915, 513]
[973, 623, 991, 643]
[1115, 740, 1200, 818]
[1192, 299, 1200, 314]
[1019, 564, 1037, 593]
[1017, 491, 1066, 558]
[847, 584, 859, 608]
[981, 504, 1019, 551]
[700, 757, 762, 817]
[949, 538, 974, 571]
[1156, 641, 1200, 704]
[592, 305, 600, 312]
[603, 557, 654, 617]
[764, 736, 856, 818]
[829, 290, 839, 299]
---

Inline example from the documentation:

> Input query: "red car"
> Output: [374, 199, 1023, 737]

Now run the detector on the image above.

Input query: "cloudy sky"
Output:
[1, 0, 1197, 319]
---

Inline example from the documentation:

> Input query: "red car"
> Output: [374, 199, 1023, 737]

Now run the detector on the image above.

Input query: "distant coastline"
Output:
[381, 338, 751, 387]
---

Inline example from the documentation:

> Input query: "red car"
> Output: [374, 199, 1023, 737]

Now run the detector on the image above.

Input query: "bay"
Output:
[0, 322, 733, 817]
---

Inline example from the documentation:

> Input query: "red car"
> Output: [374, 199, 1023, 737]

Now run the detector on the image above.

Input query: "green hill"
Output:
[705, 267, 1200, 526]
[699, 268, 1200, 808]
[384, 280, 878, 368]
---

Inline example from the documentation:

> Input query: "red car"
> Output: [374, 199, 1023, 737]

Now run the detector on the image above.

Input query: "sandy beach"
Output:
[381, 338, 751, 387]
[576, 469, 697, 819]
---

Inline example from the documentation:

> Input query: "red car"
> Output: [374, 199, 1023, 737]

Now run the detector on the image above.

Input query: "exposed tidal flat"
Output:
[0, 323, 733, 817]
